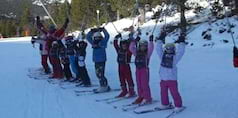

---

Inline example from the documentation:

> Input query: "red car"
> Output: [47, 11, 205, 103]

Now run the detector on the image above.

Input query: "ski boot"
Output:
[93, 86, 111, 93]
[127, 87, 136, 98]
[132, 97, 144, 104]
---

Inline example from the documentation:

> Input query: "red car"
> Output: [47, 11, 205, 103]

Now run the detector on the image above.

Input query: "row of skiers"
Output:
[31, 16, 186, 113]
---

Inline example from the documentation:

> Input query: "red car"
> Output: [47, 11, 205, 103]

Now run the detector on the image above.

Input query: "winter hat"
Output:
[164, 43, 175, 54]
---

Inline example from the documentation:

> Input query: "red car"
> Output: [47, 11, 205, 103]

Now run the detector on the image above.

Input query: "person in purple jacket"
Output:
[156, 31, 186, 113]
[86, 27, 110, 93]
[129, 35, 154, 104]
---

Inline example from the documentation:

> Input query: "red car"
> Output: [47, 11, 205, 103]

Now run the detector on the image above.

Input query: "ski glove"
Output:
[115, 33, 122, 40]
[175, 35, 186, 43]
[63, 18, 70, 29]
[65, 18, 69, 24]
[135, 36, 141, 42]
[98, 27, 105, 32]
[36, 16, 40, 22]
[91, 28, 99, 33]
[149, 35, 154, 41]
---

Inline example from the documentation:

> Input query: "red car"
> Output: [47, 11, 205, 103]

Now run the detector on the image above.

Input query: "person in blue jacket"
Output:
[87, 27, 111, 93]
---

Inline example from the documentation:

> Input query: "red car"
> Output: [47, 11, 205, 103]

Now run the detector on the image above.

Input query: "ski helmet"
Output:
[120, 40, 129, 46]
[93, 31, 103, 41]
[120, 40, 130, 50]
[78, 40, 86, 48]
[65, 36, 74, 45]
[52, 41, 58, 47]
[164, 43, 175, 54]
[138, 40, 148, 51]
[139, 40, 148, 47]
[48, 25, 56, 33]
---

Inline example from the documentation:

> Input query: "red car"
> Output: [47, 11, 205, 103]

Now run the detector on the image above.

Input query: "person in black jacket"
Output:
[74, 39, 91, 87]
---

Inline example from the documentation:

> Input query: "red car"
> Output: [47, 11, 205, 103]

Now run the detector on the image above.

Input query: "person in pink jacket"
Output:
[156, 31, 186, 113]
[129, 35, 154, 104]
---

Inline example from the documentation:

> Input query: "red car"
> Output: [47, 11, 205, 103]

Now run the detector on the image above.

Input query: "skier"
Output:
[58, 39, 73, 81]
[129, 35, 154, 104]
[113, 33, 136, 98]
[86, 27, 110, 93]
[156, 31, 186, 113]
[31, 35, 51, 74]
[48, 41, 64, 78]
[74, 38, 92, 87]
[36, 16, 69, 78]
[64, 36, 81, 82]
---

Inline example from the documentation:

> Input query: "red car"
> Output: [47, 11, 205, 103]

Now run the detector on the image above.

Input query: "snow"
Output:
[1, 1, 238, 117]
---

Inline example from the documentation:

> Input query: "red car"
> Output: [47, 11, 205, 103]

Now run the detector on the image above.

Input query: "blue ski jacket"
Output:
[86, 29, 110, 62]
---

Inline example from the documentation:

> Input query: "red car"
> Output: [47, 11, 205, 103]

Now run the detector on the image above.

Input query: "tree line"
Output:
[0, 0, 238, 37]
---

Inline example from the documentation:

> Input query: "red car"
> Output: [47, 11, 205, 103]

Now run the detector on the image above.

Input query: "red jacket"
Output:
[36, 21, 68, 52]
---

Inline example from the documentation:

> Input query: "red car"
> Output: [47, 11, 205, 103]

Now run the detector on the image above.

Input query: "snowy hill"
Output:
[1, 1, 238, 118]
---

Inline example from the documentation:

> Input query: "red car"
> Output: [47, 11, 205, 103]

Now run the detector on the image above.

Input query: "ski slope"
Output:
[1, 5, 238, 117]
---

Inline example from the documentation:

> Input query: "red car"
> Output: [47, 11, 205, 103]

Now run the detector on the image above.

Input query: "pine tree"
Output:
[50, 1, 68, 26]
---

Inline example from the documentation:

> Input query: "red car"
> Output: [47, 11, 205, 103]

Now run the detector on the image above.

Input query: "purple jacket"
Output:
[156, 40, 186, 80]
[129, 40, 154, 68]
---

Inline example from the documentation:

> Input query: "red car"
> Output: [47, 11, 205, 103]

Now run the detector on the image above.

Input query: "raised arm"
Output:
[36, 16, 48, 34]
[53, 18, 69, 40]
[113, 33, 122, 52]
[101, 28, 110, 44]
[147, 40, 154, 58]
[113, 39, 119, 52]
[129, 41, 137, 56]
[156, 40, 164, 60]
[174, 43, 186, 64]
[86, 30, 94, 45]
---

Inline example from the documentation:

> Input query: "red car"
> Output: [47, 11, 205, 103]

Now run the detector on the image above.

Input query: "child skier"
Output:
[129, 35, 154, 104]
[74, 39, 91, 87]
[113, 33, 136, 98]
[58, 40, 73, 81]
[156, 31, 186, 113]
[64, 36, 81, 82]
[86, 27, 110, 93]
[31, 35, 51, 74]
[49, 41, 64, 79]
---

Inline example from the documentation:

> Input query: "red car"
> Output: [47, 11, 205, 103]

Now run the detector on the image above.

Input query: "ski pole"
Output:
[39, 0, 58, 27]
[151, 2, 166, 35]
[103, 3, 120, 34]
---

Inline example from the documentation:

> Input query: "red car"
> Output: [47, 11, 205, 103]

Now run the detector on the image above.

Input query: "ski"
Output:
[122, 100, 159, 112]
[75, 88, 121, 96]
[133, 105, 174, 114]
[165, 106, 186, 118]
[95, 97, 117, 102]
[27, 68, 49, 80]
[61, 84, 98, 89]
[47, 79, 62, 84]
[75, 88, 120, 93]
[106, 96, 136, 104]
